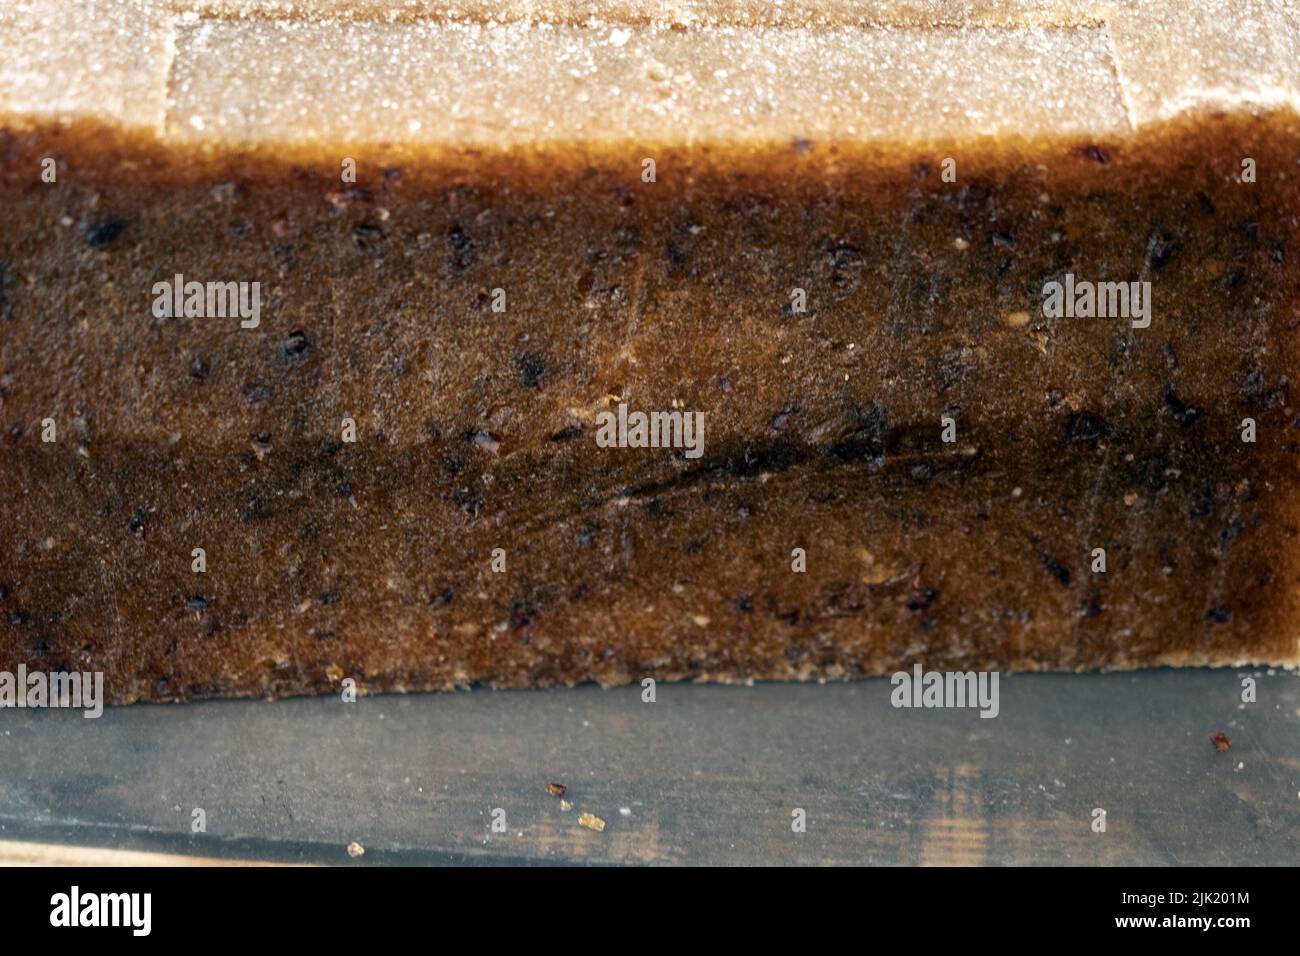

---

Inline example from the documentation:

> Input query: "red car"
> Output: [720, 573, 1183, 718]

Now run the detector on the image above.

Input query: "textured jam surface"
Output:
[2, 116, 1299, 702]
[1, 2, 1299, 701]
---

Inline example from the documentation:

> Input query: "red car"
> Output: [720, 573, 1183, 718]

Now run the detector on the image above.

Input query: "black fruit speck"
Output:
[1065, 411, 1107, 442]
[188, 596, 209, 611]
[1041, 554, 1072, 586]
[315, 591, 341, 606]
[87, 219, 127, 247]
[827, 241, 864, 269]
[1147, 234, 1177, 271]
[906, 588, 939, 612]
[664, 241, 691, 276]
[509, 601, 537, 630]
[1081, 145, 1110, 164]
[351, 223, 385, 251]
[0, 260, 12, 320]
[447, 224, 474, 272]
[514, 351, 546, 388]
[1163, 386, 1201, 427]
[282, 329, 310, 359]
[1220, 520, 1244, 543]
[1207, 607, 1232, 624]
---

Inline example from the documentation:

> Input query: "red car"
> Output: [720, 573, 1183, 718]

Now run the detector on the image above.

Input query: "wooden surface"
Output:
[0, 669, 1297, 865]
[0, 839, 286, 867]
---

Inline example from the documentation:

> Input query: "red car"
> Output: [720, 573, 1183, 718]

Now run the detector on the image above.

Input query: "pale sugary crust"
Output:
[1, 2, 1297, 148]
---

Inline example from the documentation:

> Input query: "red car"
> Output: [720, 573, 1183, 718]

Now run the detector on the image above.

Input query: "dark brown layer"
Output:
[1, 115, 1298, 701]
